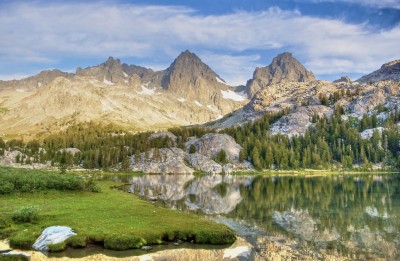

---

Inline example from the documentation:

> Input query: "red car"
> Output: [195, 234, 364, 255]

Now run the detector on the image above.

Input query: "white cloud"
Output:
[0, 2, 399, 83]
[297, 0, 400, 9]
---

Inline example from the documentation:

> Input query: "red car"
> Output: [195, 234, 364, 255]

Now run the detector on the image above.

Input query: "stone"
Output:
[32, 226, 76, 252]
[141, 246, 152, 251]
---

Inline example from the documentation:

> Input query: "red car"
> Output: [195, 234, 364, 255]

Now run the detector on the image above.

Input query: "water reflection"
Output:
[124, 173, 400, 259]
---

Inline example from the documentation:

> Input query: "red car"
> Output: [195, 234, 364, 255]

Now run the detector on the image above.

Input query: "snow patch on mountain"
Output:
[221, 90, 247, 102]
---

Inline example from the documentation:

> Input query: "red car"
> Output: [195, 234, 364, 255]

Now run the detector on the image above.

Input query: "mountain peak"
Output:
[173, 50, 202, 65]
[246, 52, 316, 97]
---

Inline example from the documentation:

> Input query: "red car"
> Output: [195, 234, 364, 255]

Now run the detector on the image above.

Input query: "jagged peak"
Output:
[104, 56, 121, 67]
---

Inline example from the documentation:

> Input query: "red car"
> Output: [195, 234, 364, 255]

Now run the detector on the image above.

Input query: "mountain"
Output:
[245, 52, 316, 97]
[357, 59, 400, 82]
[160, 50, 232, 104]
[210, 58, 400, 137]
[0, 51, 247, 137]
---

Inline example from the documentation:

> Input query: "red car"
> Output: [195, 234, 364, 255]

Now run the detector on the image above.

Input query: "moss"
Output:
[9, 230, 39, 250]
[0, 254, 30, 261]
[195, 230, 236, 245]
[48, 241, 67, 252]
[66, 235, 87, 248]
[104, 234, 146, 251]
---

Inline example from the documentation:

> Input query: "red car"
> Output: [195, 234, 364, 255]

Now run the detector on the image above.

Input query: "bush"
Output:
[104, 234, 146, 251]
[0, 182, 14, 194]
[67, 235, 87, 248]
[84, 179, 102, 193]
[48, 241, 66, 252]
[12, 206, 40, 223]
[0, 168, 85, 193]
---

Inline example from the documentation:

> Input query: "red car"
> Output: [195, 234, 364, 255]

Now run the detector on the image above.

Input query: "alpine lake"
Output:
[53, 172, 400, 260]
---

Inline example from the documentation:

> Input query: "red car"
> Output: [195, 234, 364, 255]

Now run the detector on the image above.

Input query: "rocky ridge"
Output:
[357, 59, 400, 83]
[0, 51, 247, 136]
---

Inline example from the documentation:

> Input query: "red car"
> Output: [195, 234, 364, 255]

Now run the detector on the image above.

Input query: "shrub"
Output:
[12, 206, 40, 223]
[67, 235, 87, 248]
[48, 241, 66, 252]
[84, 179, 102, 193]
[0, 182, 14, 194]
[104, 234, 146, 251]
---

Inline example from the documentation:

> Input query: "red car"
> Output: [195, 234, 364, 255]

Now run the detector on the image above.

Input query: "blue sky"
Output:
[0, 0, 399, 85]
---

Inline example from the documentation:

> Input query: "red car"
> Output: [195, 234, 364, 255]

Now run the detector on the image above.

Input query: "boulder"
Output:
[148, 131, 177, 145]
[185, 133, 241, 161]
[32, 226, 76, 252]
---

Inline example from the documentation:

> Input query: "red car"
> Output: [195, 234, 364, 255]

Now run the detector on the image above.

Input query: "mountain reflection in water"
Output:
[123, 173, 400, 259]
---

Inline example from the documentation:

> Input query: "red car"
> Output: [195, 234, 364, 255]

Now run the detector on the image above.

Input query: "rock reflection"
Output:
[125, 173, 400, 259]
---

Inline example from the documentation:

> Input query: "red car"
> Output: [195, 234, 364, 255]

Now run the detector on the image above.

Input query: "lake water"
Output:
[119, 173, 400, 260]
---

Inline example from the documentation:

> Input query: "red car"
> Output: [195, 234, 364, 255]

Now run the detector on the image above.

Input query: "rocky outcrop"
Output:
[270, 105, 333, 137]
[357, 59, 400, 83]
[130, 133, 247, 174]
[334, 76, 352, 83]
[246, 52, 316, 97]
[131, 148, 193, 174]
[58, 148, 81, 156]
[148, 131, 177, 144]
[185, 133, 242, 161]
[32, 226, 76, 251]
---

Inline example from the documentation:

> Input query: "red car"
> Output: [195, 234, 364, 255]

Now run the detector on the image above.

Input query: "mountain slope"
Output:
[0, 51, 247, 137]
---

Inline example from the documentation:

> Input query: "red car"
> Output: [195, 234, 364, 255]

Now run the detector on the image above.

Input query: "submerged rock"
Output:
[32, 226, 76, 252]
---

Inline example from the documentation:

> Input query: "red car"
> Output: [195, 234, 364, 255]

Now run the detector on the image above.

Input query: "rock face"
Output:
[32, 226, 76, 252]
[130, 133, 246, 174]
[185, 133, 242, 161]
[357, 59, 400, 83]
[270, 105, 333, 137]
[131, 148, 193, 174]
[245, 52, 316, 97]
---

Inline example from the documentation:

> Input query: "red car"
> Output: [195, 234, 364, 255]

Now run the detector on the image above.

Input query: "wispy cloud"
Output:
[0, 2, 399, 84]
[296, 0, 400, 9]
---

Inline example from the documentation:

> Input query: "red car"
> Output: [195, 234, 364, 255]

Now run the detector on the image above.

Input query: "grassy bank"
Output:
[0, 168, 235, 252]
[232, 169, 399, 176]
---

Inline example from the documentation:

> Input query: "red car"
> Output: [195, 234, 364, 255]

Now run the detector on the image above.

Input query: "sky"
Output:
[0, 0, 399, 85]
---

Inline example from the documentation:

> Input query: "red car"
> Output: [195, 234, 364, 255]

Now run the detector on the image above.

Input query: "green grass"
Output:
[0, 168, 235, 251]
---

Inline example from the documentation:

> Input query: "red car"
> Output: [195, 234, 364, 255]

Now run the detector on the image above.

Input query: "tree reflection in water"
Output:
[126, 173, 400, 259]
